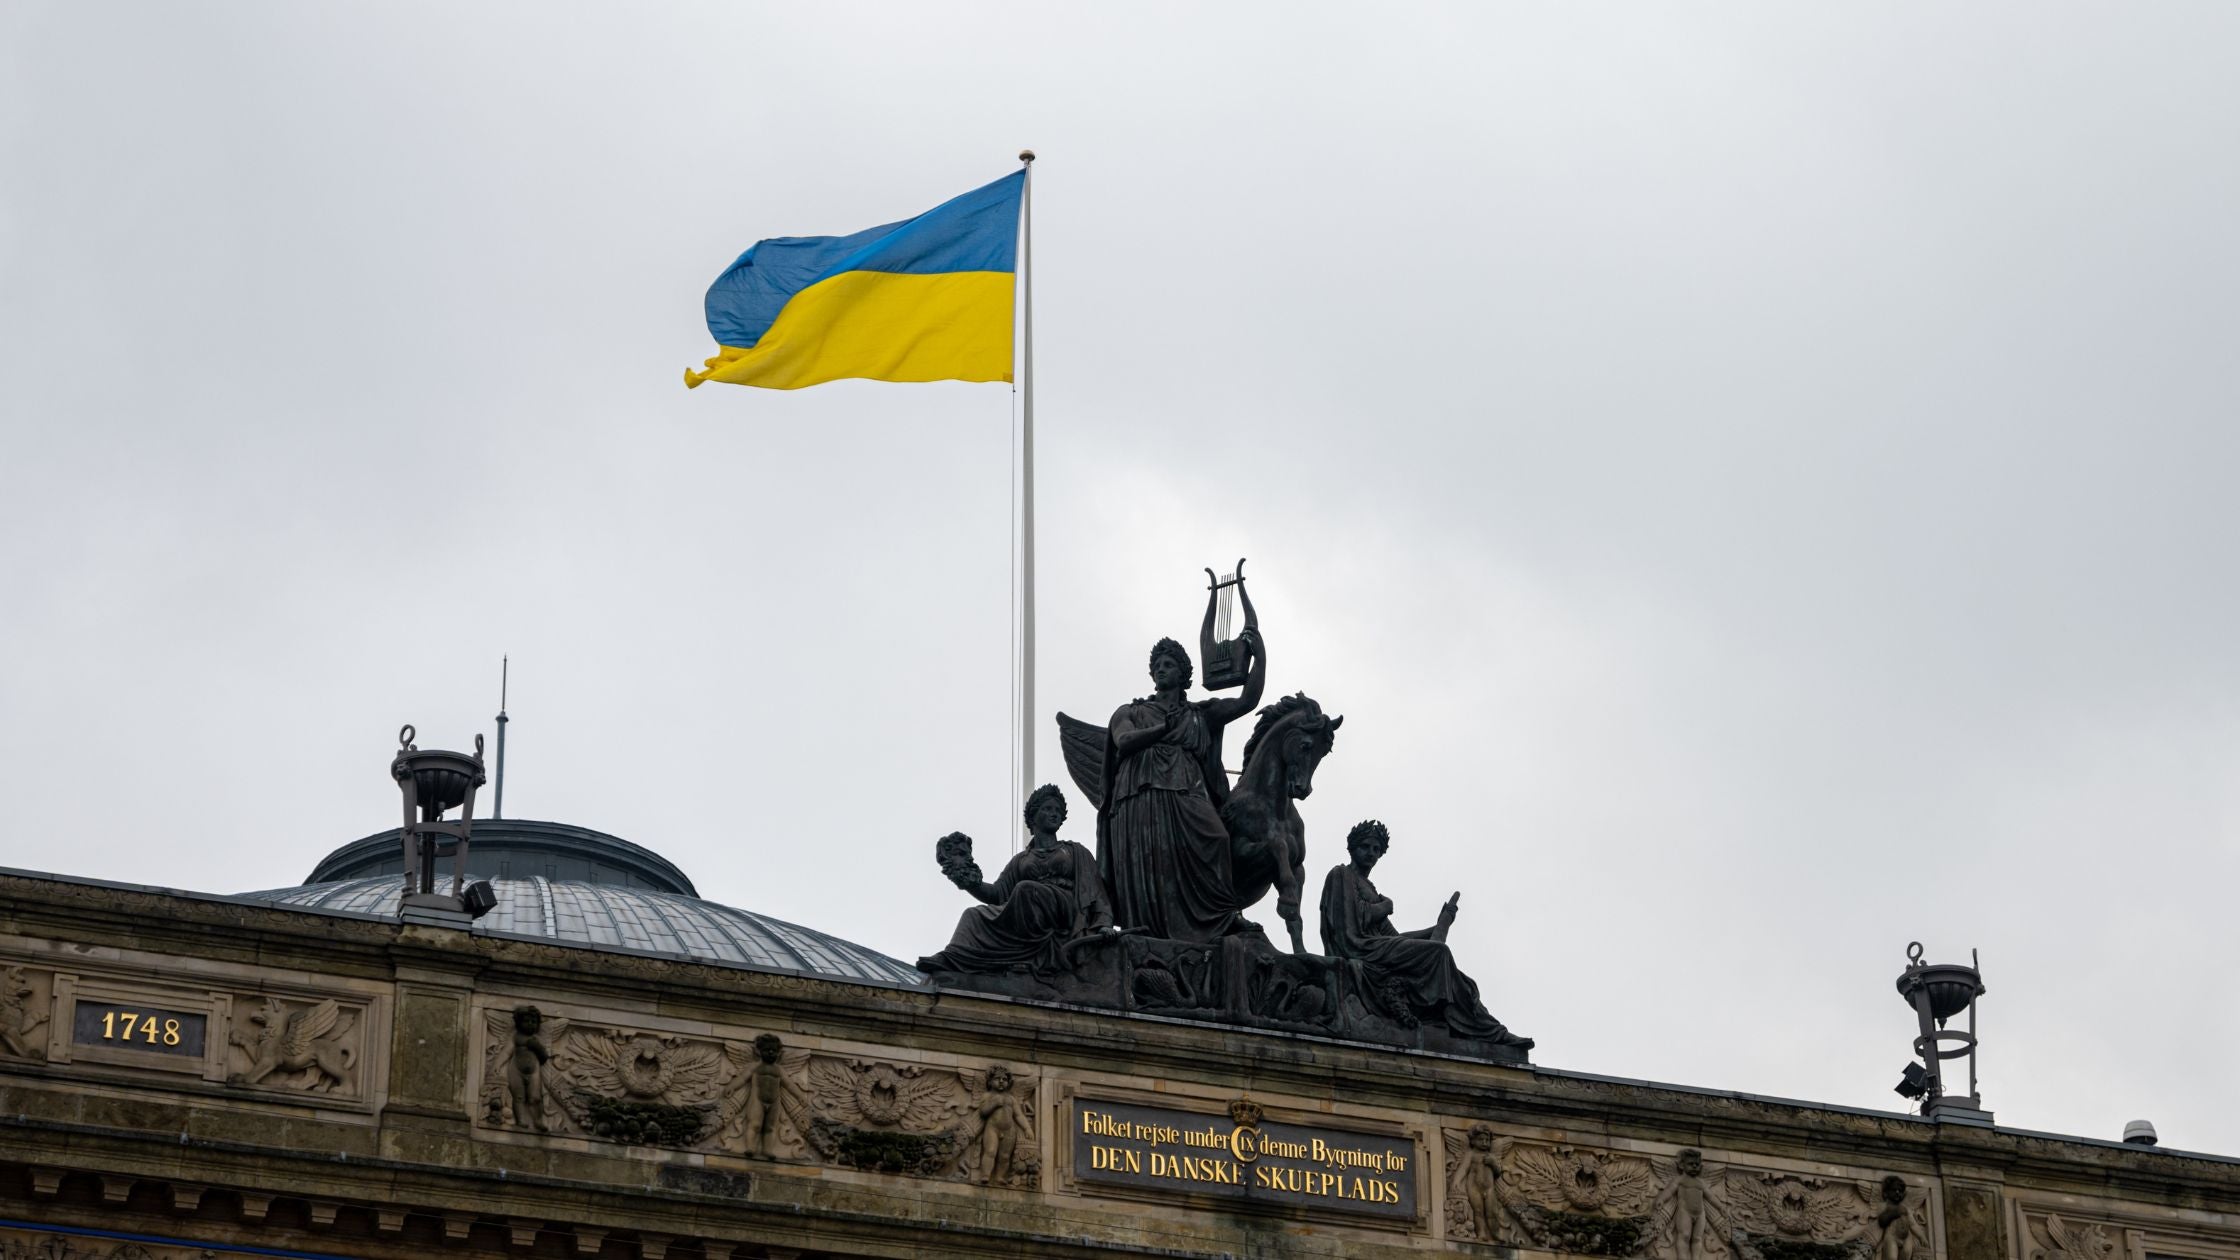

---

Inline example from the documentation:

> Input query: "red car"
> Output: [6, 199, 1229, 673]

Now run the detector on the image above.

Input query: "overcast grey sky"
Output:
[5, 3, 2236, 1150]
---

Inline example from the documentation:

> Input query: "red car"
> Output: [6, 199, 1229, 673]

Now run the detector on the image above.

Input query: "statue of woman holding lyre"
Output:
[1055, 562, 1269, 943]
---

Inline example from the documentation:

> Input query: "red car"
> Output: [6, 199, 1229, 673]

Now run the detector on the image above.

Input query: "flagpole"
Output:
[1017, 149, 1037, 813]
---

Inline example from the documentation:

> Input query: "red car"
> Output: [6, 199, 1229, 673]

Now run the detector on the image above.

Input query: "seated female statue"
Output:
[918, 785, 1113, 978]
[1318, 819, 1532, 1049]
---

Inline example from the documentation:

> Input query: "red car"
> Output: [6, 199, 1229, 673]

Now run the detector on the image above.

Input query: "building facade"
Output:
[2, 818, 2236, 1260]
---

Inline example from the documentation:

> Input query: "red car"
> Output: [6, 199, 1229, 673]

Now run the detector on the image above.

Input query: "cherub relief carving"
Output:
[1648, 1149, 1733, 1260]
[1871, 1176, 1930, 1260]
[0, 967, 47, 1060]
[228, 996, 357, 1094]
[481, 1006, 567, 1133]
[959, 1064, 1033, 1186]
[723, 1033, 810, 1159]
[1442, 1123, 1523, 1242]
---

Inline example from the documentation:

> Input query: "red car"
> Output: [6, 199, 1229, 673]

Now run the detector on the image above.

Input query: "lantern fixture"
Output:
[390, 724, 492, 922]
[1894, 941, 1990, 1123]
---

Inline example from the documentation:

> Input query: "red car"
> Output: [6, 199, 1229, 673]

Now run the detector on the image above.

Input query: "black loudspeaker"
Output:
[462, 880, 498, 919]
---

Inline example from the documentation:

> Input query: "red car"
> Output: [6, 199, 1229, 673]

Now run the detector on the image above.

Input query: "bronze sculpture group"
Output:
[917, 564, 1532, 1061]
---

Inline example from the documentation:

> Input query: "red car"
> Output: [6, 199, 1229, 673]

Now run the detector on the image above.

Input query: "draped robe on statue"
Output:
[1318, 864, 1512, 1039]
[1102, 697, 1240, 942]
[919, 838, 1111, 976]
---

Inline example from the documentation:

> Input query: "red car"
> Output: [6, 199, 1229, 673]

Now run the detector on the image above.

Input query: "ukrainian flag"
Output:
[685, 172, 1024, 390]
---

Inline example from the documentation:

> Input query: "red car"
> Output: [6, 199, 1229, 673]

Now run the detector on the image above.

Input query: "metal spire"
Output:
[492, 656, 510, 820]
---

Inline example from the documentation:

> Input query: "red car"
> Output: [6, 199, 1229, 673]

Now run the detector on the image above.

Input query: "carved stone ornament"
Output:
[1442, 1124, 1512, 1243]
[473, 1012, 1032, 1183]
[0, 966, 50, 1061]
[1647, 1150, 1735, 1260]
[1726, 1172, 1927, 1260]
[477, 1010, 733, 1149]
[563, 1030, 727, 1145]
[724, 1032, 811, 1160]
[2027, 1215, 2119, 1260]
[1487, 1139, 1662, 1255]
[1870, 1176, 1932, 1260]
[802, 1055, 1039, 1188]
[227, 994, 361, 1095]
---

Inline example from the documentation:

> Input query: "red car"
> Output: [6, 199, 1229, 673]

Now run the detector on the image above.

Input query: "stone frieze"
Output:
[475, 1005, 1036, 1186]
[1440, 1129, 1928, 1260]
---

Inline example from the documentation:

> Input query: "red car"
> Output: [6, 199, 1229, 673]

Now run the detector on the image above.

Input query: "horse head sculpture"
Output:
[1241, 694, 1341, 800]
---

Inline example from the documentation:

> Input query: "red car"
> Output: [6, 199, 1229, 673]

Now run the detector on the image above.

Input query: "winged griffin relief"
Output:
[2027, 1215, 2118, 1260]
[0, 967, 49, 1061]
[228, 996, 359, 1095]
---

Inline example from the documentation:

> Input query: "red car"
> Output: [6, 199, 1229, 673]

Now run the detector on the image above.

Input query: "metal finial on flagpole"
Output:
[1016, 148, 1037, 834]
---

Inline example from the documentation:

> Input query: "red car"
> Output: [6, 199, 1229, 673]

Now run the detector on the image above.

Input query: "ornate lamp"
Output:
[390, 724, 487, 914]
[1893, 941, 1989, 1122]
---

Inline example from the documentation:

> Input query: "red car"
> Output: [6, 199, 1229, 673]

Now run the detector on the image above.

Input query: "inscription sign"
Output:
[72, 1001, 207, 1057]
[1073, 1098, 1416, 1222]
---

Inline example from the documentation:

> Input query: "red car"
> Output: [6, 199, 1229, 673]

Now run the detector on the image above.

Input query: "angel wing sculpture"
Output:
[1505, 1145, 1659, 1217]
[1054, 712, 1113, 817]
[1729, 1174, 1867, 1244]
[807, 1058, 957, 1133]
[564, 1032, 725, 1105]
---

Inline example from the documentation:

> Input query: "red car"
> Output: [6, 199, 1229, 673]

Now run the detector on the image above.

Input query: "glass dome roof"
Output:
[248, 818, 925, 988]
